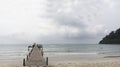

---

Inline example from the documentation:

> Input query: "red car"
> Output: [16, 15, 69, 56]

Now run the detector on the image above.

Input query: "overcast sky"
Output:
[0, 0, 120, 44]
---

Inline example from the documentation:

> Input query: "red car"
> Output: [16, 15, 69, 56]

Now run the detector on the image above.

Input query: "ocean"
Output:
[0, 44, 120, 61]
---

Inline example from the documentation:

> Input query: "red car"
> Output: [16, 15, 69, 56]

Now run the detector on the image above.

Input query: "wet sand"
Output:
[1, 57, 120, 67]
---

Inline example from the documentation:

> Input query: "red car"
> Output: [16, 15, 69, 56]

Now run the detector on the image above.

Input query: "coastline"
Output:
[1, 56, 120, 67]
[0, 44, 120, 67]
[49, 57, 120, 67]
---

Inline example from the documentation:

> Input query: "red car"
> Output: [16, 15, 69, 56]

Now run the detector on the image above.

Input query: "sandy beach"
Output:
[49, 57, 120, 67]
[1, 44, 120, 67]
[0, 60, 23, 67]
[1, 57, 120, 67]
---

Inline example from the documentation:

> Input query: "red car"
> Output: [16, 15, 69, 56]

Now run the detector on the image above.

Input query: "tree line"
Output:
[99, 28, 120, 44]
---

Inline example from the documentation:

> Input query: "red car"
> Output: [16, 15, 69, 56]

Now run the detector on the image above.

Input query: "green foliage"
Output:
[99, 28, 120, 44]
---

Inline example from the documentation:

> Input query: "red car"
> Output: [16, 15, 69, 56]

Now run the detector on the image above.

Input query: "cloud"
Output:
[0, 0, 119, 44]
[38, 0, 109, 43]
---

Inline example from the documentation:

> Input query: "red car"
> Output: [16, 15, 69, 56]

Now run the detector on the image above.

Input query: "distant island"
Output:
[99, 28, 120, 44]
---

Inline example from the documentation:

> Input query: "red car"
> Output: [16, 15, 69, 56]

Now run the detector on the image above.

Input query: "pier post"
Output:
[23, 58, 26, 66]
[27, 55, 28, 60]
[46, 57, 48, 66]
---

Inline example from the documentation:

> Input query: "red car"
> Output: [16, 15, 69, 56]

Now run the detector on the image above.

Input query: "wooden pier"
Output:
[23, 44, 48, 67]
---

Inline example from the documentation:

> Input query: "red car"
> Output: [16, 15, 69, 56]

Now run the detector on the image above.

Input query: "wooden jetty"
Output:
[23, 44, 49, 67]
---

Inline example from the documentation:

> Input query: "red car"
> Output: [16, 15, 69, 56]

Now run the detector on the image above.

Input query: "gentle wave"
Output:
[44, 52, 98, 56]
[0, 44, 120, 61]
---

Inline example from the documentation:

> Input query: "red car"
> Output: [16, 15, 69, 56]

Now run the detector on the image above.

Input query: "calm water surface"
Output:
[0, 44, 120, 61]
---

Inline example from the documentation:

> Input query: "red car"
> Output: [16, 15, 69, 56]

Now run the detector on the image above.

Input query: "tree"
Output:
[99, 28, 120, 44]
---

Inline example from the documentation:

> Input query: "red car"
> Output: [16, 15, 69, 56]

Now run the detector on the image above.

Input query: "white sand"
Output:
[1, 58, 120, 67]
[49, 58, 120, 67]
[0, 60, 23, 67]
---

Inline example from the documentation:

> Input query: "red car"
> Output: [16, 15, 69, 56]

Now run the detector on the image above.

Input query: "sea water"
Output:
[0, 44, 120, 61]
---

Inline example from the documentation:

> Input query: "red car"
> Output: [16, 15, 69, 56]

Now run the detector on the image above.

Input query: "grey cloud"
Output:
[1, 0, 117, 44]
[42, 0, 106, 42]
[54, 14, 86, 28]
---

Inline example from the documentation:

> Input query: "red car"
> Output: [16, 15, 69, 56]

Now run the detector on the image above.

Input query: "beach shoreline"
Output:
[49, 57, 120, 67]
[0, 44, 120, 67]
[1, 57, 120, 67]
